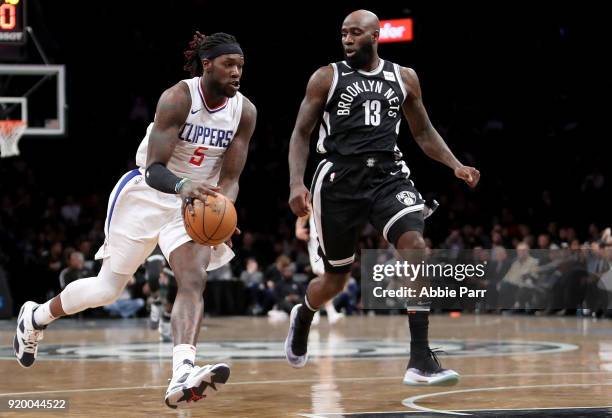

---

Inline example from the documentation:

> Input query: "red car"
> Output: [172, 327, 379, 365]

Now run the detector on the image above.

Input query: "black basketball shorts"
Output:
[310, 153, 425, 274]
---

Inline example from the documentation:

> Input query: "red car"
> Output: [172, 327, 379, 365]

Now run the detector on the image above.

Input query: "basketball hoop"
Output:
[0, 120, 26, 158]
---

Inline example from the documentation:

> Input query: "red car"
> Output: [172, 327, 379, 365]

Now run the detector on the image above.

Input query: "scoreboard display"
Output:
[0, 0, 26, 44]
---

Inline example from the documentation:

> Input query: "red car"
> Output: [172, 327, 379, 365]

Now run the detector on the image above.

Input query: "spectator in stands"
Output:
[60, 195, 81, 224]
[103, 276, 145, 318]
[535, 233, 552, 264]
[240, 257, 269, 315]
[498, 242, 539, 309]
[484, 246, 511, 310]
[272, 262, 303, 315]
[491, 227, 504, 248]
[264, 255, 291, 288]
[582, 241, 611, 316]
[232, 231, 256, 276]
[547, 222, 560, 244]
[77, 240, 97, 271]
[40, 241, 64, 295]
[588, 224, 601, 244]
[59, 251, 92, 289]
[598, 228, 612, 317]
[333, 276, 360, 316]
[445, 229, 464, 259]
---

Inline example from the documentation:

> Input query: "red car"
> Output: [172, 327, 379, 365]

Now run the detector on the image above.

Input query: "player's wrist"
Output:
[175, 178, 191, 194]
[289, 180, 306, 189]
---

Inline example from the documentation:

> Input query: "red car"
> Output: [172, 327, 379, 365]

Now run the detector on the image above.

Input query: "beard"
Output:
[203, 68, 230, 97]
[345, 41, 375, 69]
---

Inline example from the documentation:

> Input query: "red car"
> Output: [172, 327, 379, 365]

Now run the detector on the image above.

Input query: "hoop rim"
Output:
[0, 119, 27, 128]
[0, 119, 26, 137]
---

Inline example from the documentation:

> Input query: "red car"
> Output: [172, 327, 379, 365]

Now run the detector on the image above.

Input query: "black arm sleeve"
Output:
[145, 162, 182, 194]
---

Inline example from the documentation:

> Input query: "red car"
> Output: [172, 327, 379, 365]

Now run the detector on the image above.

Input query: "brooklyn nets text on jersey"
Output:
[317, 59, 406, 156]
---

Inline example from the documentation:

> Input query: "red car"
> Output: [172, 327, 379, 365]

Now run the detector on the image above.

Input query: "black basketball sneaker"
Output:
[403, 348, 459, 386]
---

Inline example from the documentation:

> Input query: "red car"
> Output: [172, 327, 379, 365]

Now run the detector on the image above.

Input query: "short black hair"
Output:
[183, 32, 239, 77]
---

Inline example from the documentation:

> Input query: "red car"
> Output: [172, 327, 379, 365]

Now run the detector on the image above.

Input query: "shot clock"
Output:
[0, 0, 26, 45]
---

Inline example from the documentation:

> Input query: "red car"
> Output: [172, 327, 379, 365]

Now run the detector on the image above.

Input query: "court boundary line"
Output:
[1, 372, 612, 397]
[0, 317, 504, 335]
[401, 382, 612, 416]
[299, 405, 612, 417]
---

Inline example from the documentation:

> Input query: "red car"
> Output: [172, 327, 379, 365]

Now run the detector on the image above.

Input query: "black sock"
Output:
[408, 311, 429, 352]
[297, 297, 317, 325]
[408, 311, 439, 371]
[291, 297, 317, 356]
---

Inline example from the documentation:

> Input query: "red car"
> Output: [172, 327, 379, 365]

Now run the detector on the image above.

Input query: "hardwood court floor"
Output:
[0, 314, 611, 417]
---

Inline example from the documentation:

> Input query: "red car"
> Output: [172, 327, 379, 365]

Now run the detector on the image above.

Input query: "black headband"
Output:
[199, 43, 244, 60]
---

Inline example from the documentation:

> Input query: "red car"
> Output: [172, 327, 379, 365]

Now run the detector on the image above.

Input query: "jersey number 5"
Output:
[363, 100, 381, 126]
[189, 146, 208, 166]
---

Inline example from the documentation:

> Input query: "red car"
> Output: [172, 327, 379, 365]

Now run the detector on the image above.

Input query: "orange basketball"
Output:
[183, 194, 237, 246]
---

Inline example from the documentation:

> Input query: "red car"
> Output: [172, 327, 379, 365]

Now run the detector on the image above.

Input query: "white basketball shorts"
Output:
[95, 168, 234, 275]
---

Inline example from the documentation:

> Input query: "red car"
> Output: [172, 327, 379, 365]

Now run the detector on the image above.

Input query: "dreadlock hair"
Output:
[183, 32, 239, 77]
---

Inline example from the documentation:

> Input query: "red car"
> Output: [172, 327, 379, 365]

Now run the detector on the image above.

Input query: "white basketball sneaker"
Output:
[164, 362, 230, 409]
[403, 348, 459, 386]
[13, 301, 45, 368]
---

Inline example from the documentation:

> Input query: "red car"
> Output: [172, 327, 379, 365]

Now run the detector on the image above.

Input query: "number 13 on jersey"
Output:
[189, 146, 208, 166]
[363, 100, 381, 126]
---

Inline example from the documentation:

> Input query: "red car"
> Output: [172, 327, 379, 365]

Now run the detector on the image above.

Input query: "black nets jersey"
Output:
[317, 59, 407, 156]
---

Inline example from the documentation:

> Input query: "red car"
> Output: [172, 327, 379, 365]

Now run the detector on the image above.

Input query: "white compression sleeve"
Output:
[59, 260, 133, 315]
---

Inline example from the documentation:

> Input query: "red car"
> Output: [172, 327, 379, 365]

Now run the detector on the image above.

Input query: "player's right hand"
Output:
[454, 165, 480, 188]
[289, 183, 311, 217]
[180, 180, 220, 215]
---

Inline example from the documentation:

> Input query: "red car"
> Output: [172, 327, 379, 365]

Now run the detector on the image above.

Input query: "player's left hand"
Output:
[454, 166, 480, 188]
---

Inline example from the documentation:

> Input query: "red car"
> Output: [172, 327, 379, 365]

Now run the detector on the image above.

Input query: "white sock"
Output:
[33, 301, 56, 327]
[172, 344, 196, 376]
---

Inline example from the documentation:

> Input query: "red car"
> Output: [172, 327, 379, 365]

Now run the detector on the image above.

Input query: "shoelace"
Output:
[22, 329, 43, 353]
[429, 348, 445, 370]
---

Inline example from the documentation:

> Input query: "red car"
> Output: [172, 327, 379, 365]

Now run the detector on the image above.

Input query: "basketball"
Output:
[183, 194, 237, 246]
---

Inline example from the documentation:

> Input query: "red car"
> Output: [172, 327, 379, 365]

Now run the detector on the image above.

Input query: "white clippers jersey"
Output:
[136, 77, 244, 184]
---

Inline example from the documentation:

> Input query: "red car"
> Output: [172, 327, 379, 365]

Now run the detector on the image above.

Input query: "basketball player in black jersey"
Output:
[285, 10, 480, 385]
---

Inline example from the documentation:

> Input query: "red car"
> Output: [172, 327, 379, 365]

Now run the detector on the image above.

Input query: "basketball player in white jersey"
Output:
[295, 207, 344, 325]
[13, 32, 257, 409]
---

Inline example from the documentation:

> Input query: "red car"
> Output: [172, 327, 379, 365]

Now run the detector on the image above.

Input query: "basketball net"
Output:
[0, 120, 26, 158]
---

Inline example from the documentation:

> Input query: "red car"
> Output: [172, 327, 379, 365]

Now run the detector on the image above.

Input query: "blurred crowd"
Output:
[1, 152, 610, 320]
[371, 233, 612, 318]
